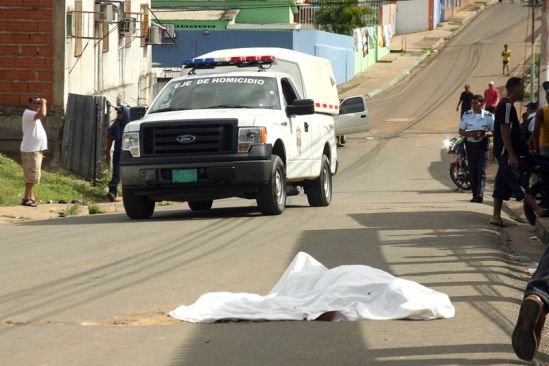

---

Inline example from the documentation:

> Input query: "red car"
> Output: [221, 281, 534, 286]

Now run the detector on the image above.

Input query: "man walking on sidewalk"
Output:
[483, 81, 500, 114]
[458, 95, 493, 203]
[490, 77, 549, 227]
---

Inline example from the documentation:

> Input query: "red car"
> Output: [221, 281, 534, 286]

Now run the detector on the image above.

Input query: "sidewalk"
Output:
[338, 2, 491, 99]
[0, 201, 125, 224]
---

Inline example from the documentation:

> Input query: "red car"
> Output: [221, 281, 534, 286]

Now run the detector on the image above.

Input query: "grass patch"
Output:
[88, 204, 106, 215]
[0, 153, 108, 207]
[62, 204, 80, 217]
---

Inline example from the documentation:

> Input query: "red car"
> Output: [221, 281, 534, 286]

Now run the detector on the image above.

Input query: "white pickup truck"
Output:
[120, 48, 369, 219]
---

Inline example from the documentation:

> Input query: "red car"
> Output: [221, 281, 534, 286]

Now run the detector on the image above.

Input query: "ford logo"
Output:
[176, 135, 197, 144]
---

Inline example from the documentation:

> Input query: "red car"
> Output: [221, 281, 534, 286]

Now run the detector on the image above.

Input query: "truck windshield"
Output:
[149, 76, 280, 113]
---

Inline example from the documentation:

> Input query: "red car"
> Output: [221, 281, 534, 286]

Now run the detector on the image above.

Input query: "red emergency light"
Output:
[184, 55, 277, 68]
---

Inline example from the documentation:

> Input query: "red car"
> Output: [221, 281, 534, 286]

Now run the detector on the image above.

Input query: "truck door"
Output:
[334, 96, 369, 136]
[281, 78, 312, 178]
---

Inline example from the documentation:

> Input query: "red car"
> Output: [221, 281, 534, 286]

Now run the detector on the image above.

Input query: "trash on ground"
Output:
[169, 252, 456, 323]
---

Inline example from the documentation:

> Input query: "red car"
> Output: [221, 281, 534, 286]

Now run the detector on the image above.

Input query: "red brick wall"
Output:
[0, 0, 54, 106]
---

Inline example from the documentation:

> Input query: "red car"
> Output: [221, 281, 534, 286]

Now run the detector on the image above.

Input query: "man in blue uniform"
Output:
[104, 106, 130, 202]
[458, 95, 494, 203]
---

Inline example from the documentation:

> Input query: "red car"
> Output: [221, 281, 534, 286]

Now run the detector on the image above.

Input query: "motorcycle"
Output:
[524, 155, 549, 225]
[445, 137, 471, 191]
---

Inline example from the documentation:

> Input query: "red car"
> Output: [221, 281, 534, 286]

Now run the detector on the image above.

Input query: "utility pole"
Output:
[530, 0, 536, 102]
[540, 0, 549, 106]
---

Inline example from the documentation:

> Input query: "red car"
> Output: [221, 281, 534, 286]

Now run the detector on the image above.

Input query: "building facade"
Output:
[152, 0, 299, 30]
[0, 0, 154, 165]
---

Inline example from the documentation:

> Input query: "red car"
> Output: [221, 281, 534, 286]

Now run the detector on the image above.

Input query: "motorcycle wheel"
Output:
[524, 182, 549, 226]
[450, 164, 471, 190]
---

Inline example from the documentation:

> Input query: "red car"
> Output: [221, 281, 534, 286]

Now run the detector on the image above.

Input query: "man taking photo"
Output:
[20, 96, 47, 207]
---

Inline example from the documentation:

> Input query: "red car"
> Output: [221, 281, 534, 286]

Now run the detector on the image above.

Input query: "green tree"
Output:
[314, 0, 372, 36]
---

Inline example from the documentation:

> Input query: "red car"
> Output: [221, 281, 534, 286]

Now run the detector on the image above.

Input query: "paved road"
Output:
[1, 3, 546, 365]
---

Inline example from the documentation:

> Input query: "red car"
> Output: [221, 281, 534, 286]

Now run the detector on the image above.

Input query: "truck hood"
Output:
[125, 108, 281, 132]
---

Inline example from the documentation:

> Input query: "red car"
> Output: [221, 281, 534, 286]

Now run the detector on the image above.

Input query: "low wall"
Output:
[0, 106, 64, 166]
[152, 30, 355, 84]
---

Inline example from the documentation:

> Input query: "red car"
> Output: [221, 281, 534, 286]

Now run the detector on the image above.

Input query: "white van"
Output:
[120, 48, 369, 218]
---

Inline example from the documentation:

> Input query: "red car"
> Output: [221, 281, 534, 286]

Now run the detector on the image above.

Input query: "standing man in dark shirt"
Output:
[491, 77, 549, 227]
[512, 81, 549, 362]
[456, 84, 474, 118]
[104, 106, 129, 202]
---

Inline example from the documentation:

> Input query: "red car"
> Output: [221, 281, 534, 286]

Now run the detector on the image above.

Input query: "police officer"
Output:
[459, 94, 494, 203]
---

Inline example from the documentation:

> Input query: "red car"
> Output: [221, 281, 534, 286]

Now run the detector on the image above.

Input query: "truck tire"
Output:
[188, 200, 213, 211]
[305, 154, 332, 207]
[257, 155, 286, 215]
[122, 188, 155, 219]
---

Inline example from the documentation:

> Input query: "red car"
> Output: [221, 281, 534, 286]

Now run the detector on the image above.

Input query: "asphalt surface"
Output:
[1, 3, 547, 365]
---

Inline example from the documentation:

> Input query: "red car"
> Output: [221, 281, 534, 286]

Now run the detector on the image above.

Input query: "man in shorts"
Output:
[502, 44, 511, 76]
[20, 96, 48, 207]
[491, 77, 548, 226]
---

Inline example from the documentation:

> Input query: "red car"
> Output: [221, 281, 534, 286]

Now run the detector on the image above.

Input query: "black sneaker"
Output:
[106, 192, 117, 202]
[512, 294, 545, 361]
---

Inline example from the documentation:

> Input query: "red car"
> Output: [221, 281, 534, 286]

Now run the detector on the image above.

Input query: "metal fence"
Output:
[62, 93, 110, 181]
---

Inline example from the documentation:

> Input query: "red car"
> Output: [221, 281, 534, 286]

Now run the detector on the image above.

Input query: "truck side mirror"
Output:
[286, 99, 315, 116]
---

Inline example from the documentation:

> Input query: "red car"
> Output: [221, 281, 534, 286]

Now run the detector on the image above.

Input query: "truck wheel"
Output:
[257, 155, 286, 215]
[188, 200, 213, 211]
[305, 155, 332, 207]
[122, 188, 155, 219]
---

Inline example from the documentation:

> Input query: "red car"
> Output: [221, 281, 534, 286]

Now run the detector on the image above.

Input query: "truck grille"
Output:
[141, 119, 237, 156]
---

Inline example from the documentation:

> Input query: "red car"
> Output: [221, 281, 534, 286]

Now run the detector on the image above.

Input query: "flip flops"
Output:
[21, 199, 37, 207]
[489, 220, 507, 228]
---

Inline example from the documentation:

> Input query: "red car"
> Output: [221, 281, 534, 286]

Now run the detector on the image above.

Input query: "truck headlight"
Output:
[122, 132, 140, 157]
[238, 127, 267, 153]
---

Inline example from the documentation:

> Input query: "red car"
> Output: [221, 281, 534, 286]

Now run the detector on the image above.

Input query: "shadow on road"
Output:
[166, 210, 538, 365]
[18, 204, 311, 226]
[427, 147, 458, 192]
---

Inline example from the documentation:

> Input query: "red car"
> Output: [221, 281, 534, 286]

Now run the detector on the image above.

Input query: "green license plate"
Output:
[172, 169, 198, 183]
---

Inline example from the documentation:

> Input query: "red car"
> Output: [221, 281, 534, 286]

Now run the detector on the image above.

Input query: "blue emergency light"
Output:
[182, 55, 276, 69]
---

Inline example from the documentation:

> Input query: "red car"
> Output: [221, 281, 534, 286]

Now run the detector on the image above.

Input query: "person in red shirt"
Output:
[483, 81, 500, 114]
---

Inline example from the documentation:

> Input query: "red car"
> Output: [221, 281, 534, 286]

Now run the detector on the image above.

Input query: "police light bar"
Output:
[183, 55, 276, 68]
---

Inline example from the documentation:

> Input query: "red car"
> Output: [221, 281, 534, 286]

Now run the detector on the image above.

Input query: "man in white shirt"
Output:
[20, 95, 47, 207]
[458, 94, 494, 203]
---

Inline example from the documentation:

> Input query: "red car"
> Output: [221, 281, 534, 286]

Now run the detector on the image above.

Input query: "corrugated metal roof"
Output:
[153, 9, 239, 21]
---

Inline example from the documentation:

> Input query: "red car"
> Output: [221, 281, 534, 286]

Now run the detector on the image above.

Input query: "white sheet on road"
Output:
[169, 252, 456, 323]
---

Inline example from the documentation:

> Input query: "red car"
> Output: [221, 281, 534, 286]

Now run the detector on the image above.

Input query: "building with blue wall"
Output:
[153, 30, 355, 84]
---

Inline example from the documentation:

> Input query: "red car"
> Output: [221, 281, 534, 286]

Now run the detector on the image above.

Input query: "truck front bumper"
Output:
[120, 145, 273, 201]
